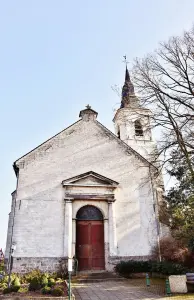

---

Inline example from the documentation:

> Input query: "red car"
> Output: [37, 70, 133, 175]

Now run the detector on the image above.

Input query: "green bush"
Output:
[18, 287, 28, 293]
[1, 277, 20, 293]
[24, 269, 42, 283]
[41, 286, 51, 295]
[0, 282, 7, 290]
[48, 277, 55, 287]
[28, 277, 41, 291]
[3, 287, 12, 294]
[115, 260, 152, 276]
[160, 261, 187, 275]
[11, 286, 20, 292]
[149, 260, 188, 275]
[50, 272, 58, 279]
[55, 278, 64, 283]
[51, 287, 64, 296]
[115, 260, 189, 276]
[40, 275, 48, 287]
[0, 261, 4, 273]
[12, 277, 21, 288]
[2, 275, 9, 283]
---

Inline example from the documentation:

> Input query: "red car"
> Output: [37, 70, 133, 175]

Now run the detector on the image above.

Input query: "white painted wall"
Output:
[114, 107, 157, 160]
[6, 116, 158, 263]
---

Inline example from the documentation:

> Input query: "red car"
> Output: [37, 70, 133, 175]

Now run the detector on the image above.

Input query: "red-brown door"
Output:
[76, 220, 105, 271]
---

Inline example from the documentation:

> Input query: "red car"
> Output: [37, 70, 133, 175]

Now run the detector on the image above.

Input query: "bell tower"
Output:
[113, 66, 156, 160]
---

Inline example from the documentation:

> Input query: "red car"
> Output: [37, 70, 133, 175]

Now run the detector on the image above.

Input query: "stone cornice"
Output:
[64, 193, 115, 201]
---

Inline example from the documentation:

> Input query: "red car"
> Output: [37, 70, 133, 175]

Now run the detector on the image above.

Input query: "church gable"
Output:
[14, 106, 156, 175]
[14, 119, 82, 172]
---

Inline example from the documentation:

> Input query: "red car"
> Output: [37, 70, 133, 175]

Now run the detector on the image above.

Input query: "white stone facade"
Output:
[5, 104, 161, 273]
[113, 107, 156, 160]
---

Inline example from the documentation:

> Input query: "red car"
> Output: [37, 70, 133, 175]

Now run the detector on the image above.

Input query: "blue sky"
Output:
[1, 0, 194, 249]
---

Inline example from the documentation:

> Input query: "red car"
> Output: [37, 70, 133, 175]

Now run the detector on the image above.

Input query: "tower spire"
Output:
[120, 56, 136, 108]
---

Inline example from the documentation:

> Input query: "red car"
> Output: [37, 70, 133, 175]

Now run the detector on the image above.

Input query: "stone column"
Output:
[64, 199, 73, 258]
[72, 219, 76, 257]
[108, 200, 117, 256]
[104, 219, 109, 269]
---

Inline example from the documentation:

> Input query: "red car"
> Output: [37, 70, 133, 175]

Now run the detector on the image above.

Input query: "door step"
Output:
[72, 271, 125, 283]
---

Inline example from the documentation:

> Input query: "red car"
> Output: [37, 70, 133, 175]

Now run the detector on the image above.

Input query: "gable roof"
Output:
[95, 120, 157, 170]
[13, 118, 157, 176]
[13, 119, 81, 175]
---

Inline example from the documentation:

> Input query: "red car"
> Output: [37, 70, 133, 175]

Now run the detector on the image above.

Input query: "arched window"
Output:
[135, 120, 143, 136]
[76, 205, 103, 220]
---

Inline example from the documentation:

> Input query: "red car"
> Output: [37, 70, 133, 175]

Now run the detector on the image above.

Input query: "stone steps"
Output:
[72, 271, 125, 283]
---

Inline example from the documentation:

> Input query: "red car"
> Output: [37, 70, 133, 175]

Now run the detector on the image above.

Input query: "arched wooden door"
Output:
[76, 205, 105, 271]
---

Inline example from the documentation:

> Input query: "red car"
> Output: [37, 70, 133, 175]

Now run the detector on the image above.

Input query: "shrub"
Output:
[28, 277, 41, 291]
[184, 252, 194, 268]
[149, 261, 161, 273]
[18, 287, 28, 293]
[50, 272, 58, 279]
[159, 261, 188, 275]
[152, 236, 190, 264]
[0, 283, 7, 290]
[0, 261, 4, 273]
[2, 275, 9, 283]
[115, 260, 152, 276]
[2, 273, 18, 284]
[48, 278, 55, 287]
[10, 273, 18, 282]
[115, 260, 190, 276]
[40, 275, 48, 287]
[24, 269, 42, 283]
[11, 286, 20, 292]
[51, 287, 64, 296]
[41, 286, 51, 295]
[12, 277, 21, 288]
[1, 277, 20, 293]
[55, 278, 64, 283]
[3, 287, 12, 294]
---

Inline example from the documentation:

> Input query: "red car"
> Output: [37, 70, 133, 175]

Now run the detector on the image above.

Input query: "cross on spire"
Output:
[123, 55, 129, 68]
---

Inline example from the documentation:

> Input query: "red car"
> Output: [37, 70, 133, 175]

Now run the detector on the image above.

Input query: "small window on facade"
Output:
[118, 129, 120, 139]
[135, 120, 143, 136]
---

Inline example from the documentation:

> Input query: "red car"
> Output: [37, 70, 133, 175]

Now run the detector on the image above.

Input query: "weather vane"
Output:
[86, 104, 91, 109]
[123, 55, 129, 68]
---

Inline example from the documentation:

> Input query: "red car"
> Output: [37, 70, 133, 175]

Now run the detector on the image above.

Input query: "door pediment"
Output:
[62, 171, 119, 187]
[62, 171, 118, 201]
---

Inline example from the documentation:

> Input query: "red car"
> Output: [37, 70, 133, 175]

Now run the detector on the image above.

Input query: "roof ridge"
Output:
[13, 117, 157, 176]
[13, 119, 82, 174]
[95, 120, 157, 169]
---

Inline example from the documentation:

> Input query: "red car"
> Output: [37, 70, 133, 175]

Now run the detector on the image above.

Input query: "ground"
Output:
[72, 279, 194, 300]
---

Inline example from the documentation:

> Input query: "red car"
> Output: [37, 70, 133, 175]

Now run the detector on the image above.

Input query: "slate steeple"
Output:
[120, 66, 139, 108]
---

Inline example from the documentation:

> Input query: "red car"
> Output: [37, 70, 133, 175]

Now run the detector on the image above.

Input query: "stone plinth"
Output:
[169, 275, 187, 294]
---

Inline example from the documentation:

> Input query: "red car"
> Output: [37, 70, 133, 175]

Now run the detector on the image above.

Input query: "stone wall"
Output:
[12, 257, 68, 273]
[5, 191, 16, 259]
[11, 255, 155, 273]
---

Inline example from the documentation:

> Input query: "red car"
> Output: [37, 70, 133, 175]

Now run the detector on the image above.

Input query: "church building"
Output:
[5, 67, 163, 273]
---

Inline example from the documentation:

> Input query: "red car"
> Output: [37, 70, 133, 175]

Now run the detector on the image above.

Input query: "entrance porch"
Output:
[62, 171, 119, 271]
